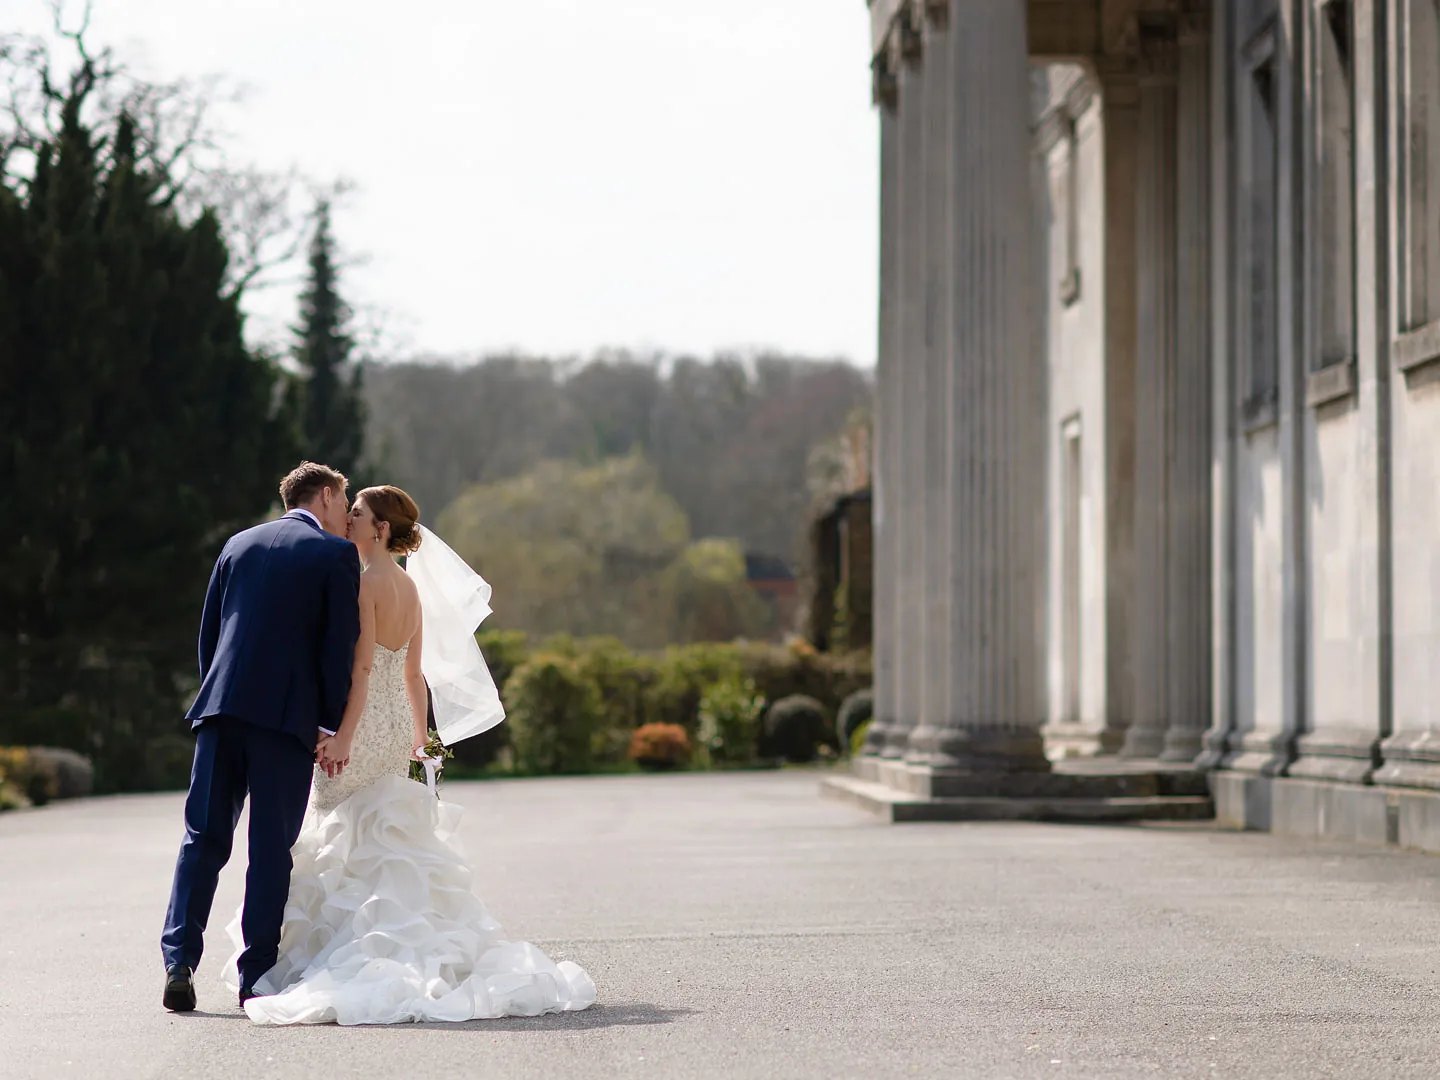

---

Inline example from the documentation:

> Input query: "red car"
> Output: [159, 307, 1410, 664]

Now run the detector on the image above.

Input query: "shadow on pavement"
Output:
[169, 1002, 696, 1030]
[432, 1002, 696, 1032]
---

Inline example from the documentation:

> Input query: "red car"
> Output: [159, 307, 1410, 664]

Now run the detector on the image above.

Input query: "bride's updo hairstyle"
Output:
[359, 485, 423, 555]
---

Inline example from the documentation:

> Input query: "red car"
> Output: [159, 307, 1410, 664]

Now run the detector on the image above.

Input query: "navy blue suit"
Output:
[162, 511, 361, 990]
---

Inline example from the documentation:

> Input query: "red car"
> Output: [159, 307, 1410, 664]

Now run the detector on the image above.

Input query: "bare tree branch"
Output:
[1, 6, 351, 295]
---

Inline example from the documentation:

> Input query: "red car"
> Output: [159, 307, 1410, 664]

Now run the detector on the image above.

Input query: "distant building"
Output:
[745, 553, 800, 640]
[808, 490, 874, 652]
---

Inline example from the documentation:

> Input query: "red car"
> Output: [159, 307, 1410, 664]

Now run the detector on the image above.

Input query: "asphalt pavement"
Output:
[2, 769, 1438, 1080]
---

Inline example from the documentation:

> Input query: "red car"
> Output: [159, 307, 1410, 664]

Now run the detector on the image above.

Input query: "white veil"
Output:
[405, 526, 506, 745]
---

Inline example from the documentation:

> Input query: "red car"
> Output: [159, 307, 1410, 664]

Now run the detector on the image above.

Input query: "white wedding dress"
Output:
[223, 642, 596, 1025]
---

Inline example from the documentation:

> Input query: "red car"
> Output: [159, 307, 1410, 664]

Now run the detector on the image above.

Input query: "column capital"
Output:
[1177, 5, 1211, 44]
[1136, 21, 1179, 87]
[1094, 58, 1140, 109]
[872, 53, 899, 110]
[869, 0, 906, 59]
[897, 0, 925, 67]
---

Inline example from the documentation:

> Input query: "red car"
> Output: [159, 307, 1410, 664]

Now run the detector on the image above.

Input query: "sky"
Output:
[14, 0, 880, 365]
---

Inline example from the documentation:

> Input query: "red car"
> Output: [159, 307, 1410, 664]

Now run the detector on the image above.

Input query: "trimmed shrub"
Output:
[476, 629, 530, 690]
[575, 637, 660, 762]
[504, 654, 607, 775]
[449, 630, 531, 772]
[467, 634, 870, 776]
[696, 675, 767, 766]
[762, 695, 831, 764]
[27, 747, 95, 800]
[0, 746, 96, 807]
[628, 723, 691, 771]
[0, 748, 35, 809]
[849, 720, 872, 758]
[734, 643, 872, 719]
[836, 689, 874, 749]
[643, 643, 746, 731]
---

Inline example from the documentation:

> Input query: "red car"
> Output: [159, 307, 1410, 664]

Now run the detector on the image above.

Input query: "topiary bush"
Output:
[0, 746, 96, 807]
[575, 636, 660, 763]
[504, 654, 607, 775]
[0, 748, 34, 809]
[476, 629, 531, 691]
[696, 675, 767, 766]
[734, 642, 872, 718]
[26, 747, 95, 800]
[628, 723, 691, 771]
[643, 644, 746, 731]
[761, 694, 832, 764]
[451, 630, 531, 773]
[836, 689, 874, 750]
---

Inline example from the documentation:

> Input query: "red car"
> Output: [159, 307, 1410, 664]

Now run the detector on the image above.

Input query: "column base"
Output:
[861, 717, 900, 757]
[902, 724, 1052, 774]
[834, 754, 1212, 822]
[1041, 719, 1130, 759]
[1373, 731, 1440, 790]
[1158, 727, 1205, 764]
[1224, 730, 1298, 777]
[1194, 726, 1235, 770]
[1120, 722, 1168, 759]
[1287, 730, 1379, 785]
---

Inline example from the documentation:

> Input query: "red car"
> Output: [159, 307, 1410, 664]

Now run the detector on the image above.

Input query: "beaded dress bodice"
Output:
[310, 643, 414, 813]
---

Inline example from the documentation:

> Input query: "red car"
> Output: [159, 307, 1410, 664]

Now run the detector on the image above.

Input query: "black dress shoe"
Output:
[163, 965, 196, 1012]
[239, 986, 264, 1007]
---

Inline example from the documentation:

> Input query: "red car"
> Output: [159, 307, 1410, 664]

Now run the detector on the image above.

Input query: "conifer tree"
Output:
[1, 68, 300, 789]
[293, 201, 366, 479]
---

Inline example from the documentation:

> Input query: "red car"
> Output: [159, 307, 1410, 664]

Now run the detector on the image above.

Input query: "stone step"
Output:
[820, 774, 1215, 825]
[851, 755, 1212, 799]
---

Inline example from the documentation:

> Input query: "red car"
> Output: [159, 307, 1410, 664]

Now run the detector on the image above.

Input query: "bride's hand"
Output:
[411, 737, 429, 761]
[317, 732, 353, 774]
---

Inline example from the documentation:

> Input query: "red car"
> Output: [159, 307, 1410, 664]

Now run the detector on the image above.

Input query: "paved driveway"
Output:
[2, 770, 1437, 1079]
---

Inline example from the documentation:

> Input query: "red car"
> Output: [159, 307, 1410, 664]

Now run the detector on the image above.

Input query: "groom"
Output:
[161, 462, 361, 1012]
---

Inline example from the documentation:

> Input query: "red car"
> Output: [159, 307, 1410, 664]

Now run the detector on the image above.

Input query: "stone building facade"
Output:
[849, 0, 1440, 850]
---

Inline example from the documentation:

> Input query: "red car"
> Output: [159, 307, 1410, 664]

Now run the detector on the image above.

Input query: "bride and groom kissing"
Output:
[160, 461, 595, 1025]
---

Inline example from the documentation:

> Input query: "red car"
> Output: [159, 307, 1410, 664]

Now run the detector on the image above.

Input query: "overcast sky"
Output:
[16, 0, 880, 364]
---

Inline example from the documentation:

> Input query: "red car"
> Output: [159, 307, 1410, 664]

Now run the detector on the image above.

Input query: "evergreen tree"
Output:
[0, 71, 300, 790]
[293, 201, 366, 479]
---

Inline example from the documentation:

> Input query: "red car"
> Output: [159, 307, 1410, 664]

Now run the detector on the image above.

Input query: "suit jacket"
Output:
[185, 511, 362, 749]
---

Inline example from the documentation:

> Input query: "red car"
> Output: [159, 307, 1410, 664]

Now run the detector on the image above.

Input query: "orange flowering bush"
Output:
[627, 723, 691, 771]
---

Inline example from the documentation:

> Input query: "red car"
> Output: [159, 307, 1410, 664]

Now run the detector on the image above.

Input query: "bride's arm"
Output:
[403, 614, 428, 757]
[324, 576, 377, 764]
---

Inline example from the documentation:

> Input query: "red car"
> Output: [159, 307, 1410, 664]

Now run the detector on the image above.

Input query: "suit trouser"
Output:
[160, 716, 314, 990]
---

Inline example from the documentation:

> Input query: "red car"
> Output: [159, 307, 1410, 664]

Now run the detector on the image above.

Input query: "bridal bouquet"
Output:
[410, 729, 453, 793]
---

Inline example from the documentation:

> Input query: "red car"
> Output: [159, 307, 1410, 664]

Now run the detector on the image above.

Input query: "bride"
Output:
[224, 485, 596, 1025]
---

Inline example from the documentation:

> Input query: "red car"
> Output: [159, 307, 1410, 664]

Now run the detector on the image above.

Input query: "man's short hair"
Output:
[279, 462, 348, 510]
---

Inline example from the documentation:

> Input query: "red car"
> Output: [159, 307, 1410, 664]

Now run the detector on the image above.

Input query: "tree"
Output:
[1, 3, 327, 297]
[294, 200, 366, 478]
[437, 455, 779, 648]
[363, 350, 874, 562]
[437, 455, 690, 647]
[0, 60, 300, 791]
[660, 539, 770, 645]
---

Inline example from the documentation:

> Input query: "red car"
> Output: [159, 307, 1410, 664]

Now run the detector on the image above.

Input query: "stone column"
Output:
[863, 58, 902, 756]
[913, 0, 954, 762]
[1121, 25, 1179, 760]
[883, 9, 926, 759]
[1200, 0, 1237, 768]
[1096, 63, 1140, 753]
[904, 0, 1051, 781]
[1161, 9, 1214, 762]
